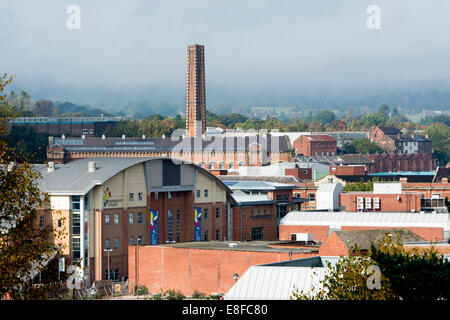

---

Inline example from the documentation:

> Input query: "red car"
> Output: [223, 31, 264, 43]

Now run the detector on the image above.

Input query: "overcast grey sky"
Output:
[1, 0, 450, 105]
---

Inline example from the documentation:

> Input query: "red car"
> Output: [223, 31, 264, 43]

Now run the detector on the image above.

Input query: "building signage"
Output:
[150, 209, 158, 245]
[194, 207, 202, 241]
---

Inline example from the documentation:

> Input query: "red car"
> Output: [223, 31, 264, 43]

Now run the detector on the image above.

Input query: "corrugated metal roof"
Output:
[280, 211, 450, 229]
[35, 157, 153, 195]
[224, 180, 295, 190]
[224, 265, 328, 300]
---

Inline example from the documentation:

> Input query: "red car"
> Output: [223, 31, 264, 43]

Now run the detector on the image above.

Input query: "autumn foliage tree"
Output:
[0, 74, 66, 299]
[292, 234, 450, 300]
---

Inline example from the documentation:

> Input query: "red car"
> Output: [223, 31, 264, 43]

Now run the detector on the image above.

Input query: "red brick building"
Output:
[339, 192, 422, 212]
[293, 135, 337, 156]
[329, 165, 366, 176]
[227, 181, 304, 241]
[35, 157, 232, 284]
[369, 126, 432, 154]
[279, 211, 449, 243]
[127, 242, 317, 296]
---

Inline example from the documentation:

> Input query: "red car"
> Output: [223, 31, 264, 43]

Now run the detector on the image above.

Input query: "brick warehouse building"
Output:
[34, 157, 232, 284]
[127, 241, 318, 296]
[279, 211, 450, 242]
[10, 116, 117, 137]
[293, 134, 337, 156]
[46, 135, 293, 168]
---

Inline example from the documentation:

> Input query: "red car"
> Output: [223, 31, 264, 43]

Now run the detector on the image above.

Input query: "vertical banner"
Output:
[150, 209, 158, 245]
[194, 207, 202, 241]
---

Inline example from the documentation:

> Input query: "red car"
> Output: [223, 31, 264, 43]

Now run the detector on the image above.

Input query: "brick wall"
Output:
[318, 232, 348, 256]
[128, 245, 316, 295]
[339, 193, 422, 212]
[279, 225, 330, 242]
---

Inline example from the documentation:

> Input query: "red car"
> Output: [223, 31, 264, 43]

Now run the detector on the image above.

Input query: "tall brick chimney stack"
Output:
[186, 44, 206, 138]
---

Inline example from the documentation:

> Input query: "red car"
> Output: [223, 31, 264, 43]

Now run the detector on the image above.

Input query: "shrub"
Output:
[134, 285, 149, 296]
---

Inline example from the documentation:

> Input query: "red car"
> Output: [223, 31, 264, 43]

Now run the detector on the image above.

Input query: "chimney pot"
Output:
[88, 161, 96, 173]
[48, 161, 55, 172]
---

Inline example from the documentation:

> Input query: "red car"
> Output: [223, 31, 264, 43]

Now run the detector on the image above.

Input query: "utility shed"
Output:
[315, 183, 342, 211]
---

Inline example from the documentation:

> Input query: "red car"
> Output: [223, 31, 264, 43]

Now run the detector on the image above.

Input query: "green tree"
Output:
[352, 137, 383, 154]
[292, 234, 450, 300]
[425, 122, 450, 166]
[0, 74, 66, 299]
[378, 104, 390, 118]
[315, 110, 336, 125]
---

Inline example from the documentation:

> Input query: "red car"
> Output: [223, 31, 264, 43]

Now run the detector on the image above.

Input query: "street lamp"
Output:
[104, 248, 113, 280]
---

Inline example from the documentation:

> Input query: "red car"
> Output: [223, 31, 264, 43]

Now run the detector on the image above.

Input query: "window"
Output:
[129, 237, 134, 245]
[137, 212, 143, 224]
[219, 162, 224, 169]
[89, 129, 93, 134]
[308, 193, 315, 202]
[199, 162, 204, 168]
[114, 238, 119, 250]
[204, 189, 208, 197]
[138, 192, 143, 201]
[204, 208, 208, 219]
[204, 230, 208, 241]
[176, 209, 181, 242]
[154, 192, 159, 200]
[176, 192, 181, 198]
[252, 227, 264, 240]
[105, 214, 110, 225]
[209, 162, 214, 169]
[251, 210, 254, 216]
[239, 161, 244, 167]
[39, 216, 45, 228]
[168, 210, 173, 242]
[229, 162, 234, 169]
[72, 237, 81, 259]
[284, 194, 289, 200]
[129, 193, 134, 201]
[114, 213, 119, 225]
[264, 209, 267, 215]
[303, 170, 307, 174]
[105, 238, 110, 250]
[137, 235, 142, 245]
[129, 213, 134, 224]
[83, 129, 89, 135]
[277, 195, 282, 200]
[72, 196, 81, 211]
[216, 207, 220, 218]
[216, 229, 220, 240]
[168, 192, 173, 199]
[196, 190, 201, 197]
[58, 219, 62, 228]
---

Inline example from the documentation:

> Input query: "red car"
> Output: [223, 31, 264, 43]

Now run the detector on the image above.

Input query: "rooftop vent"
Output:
[142, 134, 146, 140]
[82, 135, 85, 139]
[62, 134, 65, 140]
[102, 134, 105, 139]
[48, 161, 55, 172]
[122, 134, 125, 139]
[228, 243, 238, 248]
[88, 161, 96, 173]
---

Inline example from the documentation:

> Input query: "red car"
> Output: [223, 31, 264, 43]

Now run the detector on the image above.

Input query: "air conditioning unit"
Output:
[365, 197, 372, 209]
[357, 197, 364, 210]
[291, 233, 313, 242]
[373, 197, 380, 209]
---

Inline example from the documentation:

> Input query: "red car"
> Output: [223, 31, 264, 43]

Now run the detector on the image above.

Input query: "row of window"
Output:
[199, 207, 221, 219]
[196, 189, 209, 198]
[203, 229, 221, 241]
[314, 151, 335, 156]
[151, 191, 182, 200]
[128, 192, 144, 202]
[105, 235, 143, 250]
[199, 162, 245, 169]
[105, 212, 143, 225]
[276, 194, 290, 201]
